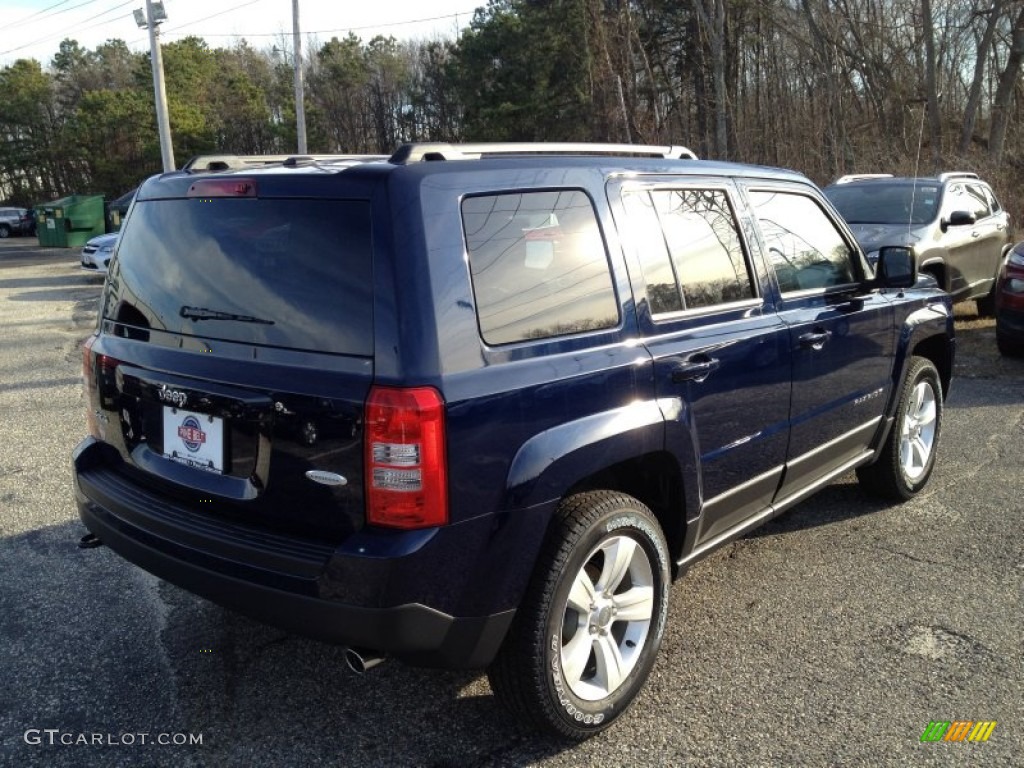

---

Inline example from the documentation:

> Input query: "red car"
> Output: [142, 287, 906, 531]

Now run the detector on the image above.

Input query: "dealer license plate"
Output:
[162, 407, 225, 474]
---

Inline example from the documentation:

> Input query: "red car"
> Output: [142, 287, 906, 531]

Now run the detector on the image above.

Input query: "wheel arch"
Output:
[504, 400, 689, 576]
[891, 300, 955, 408]
[912, 332, 953, 399]
[918, 255, 947, 291]
[564, 453, 687, 579]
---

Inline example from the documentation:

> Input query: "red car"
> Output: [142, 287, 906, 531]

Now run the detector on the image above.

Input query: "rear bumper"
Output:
[73, 438, 525, 668]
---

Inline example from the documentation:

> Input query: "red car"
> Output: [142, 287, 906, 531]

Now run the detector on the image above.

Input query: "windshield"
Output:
[826, 183, 941, 226]
[105, 198, 373, 356]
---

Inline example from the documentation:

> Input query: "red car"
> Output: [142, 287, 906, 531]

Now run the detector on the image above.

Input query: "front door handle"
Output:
[671, 356, 720, 383]
[798, 330, 832, 350]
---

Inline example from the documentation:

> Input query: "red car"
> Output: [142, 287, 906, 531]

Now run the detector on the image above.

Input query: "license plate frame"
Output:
[162, 407, 225, 474]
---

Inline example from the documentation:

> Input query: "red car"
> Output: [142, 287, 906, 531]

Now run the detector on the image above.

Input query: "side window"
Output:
[983, 185, 999, 211]
[985, 186, 1002, 213]
[748, 190, 857, 293]
[651, 189, 755, 309]
[620, 189, 683, 314]
[964, 183, 992, 219]
[462, 190, 619, 345]
[942, 184, 968, 217]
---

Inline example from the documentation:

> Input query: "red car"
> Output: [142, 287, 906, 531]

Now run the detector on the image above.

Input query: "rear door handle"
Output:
[671, 356, 720, 383]
[798, 330, 832, 350]
[971, 231, 981, 238]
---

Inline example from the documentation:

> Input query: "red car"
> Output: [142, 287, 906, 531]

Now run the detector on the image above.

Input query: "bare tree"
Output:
[989, 5, 1024, 160]
[960, 0, 1005, 153]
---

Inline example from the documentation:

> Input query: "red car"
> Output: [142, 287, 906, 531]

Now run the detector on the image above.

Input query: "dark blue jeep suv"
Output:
[73, 143, 954, 739]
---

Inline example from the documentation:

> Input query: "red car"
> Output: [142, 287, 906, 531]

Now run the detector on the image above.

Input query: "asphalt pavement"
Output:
[0, 239, 1020, 767]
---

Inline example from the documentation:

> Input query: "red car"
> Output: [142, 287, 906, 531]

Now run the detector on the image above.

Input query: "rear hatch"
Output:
[88, 176, 374, 542]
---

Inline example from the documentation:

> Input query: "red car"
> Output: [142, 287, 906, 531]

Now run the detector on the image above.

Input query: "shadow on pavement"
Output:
[0, 274, 104, 291]
[0, 520, 571, 768]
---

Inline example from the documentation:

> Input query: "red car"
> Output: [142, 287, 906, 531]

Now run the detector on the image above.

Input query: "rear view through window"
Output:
[105, 198, 373, 356]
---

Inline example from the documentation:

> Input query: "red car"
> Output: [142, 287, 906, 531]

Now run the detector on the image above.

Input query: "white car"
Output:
[80, 232, 119, 274]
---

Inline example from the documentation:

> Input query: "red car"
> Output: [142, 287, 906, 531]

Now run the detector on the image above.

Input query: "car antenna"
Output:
[908, 96, 929, 236]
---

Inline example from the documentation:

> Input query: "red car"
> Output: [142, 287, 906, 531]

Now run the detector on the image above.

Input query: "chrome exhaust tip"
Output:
[344, 647, 386, 674]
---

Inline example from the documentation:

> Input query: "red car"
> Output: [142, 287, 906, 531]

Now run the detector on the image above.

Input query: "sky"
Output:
[0, 0, 482, 67]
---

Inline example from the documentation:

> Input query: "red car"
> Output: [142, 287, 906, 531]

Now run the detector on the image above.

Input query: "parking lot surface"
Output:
[1, 240, 1020, 766]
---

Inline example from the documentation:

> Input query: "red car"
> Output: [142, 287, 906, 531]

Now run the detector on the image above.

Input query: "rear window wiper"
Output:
[180, 306, 275, 325]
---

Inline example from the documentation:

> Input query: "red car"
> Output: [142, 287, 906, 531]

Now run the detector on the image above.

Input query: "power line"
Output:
[0, 1, 135, 57]
[156, 9, 478, 39]
[2, 3, 474, 62]
[163, 0, 267, 36]
[5, 0, 77, 32]
[9, 0, 107, 31]
[72, 4, 139, 39]
[125, 0, 269, 46]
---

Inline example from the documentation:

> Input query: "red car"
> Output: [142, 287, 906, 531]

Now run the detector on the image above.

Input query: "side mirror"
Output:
[941, 210, 976, 231]
[874, 246, 916, 289]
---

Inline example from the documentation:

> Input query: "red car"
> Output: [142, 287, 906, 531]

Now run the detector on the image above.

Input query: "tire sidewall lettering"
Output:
[545, 507, 668, 730]
[550, 633, 603, 725]
[604, 514, 670, 641]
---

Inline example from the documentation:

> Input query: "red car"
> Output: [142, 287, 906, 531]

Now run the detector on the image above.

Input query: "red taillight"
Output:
[365, 386, 448, 529]
[82, 335, 100, 437]
[82, 334, 120, 439]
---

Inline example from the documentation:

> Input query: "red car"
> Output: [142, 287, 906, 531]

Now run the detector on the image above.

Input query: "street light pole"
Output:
[138, 1, 175, 171]
[292, 0, 307, 154]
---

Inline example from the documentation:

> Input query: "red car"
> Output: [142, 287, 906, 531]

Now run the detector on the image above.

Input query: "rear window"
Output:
[105, 198, 373, 356]
[826, 183, 940, 225]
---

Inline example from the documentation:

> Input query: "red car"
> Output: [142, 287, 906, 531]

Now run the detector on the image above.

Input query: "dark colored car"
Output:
[105, 187, 137, 232]
[19, 208, 36, 236]
[825, 173, 1012, 313]
[0, 206, 33, 237]
[995, 241, 1024, 356]
[74, 144, 954, 739]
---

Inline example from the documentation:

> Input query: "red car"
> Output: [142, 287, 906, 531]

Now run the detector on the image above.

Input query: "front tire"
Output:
[488, 491, 670, 740]
[857, 356, 943, 500]
[976, 254, 1008, 317]
[975, 288, 997, 317]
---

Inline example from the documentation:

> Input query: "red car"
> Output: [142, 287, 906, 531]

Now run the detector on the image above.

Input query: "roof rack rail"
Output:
[388, 142, 698, 165]
[181, 154, 386, 172]
[937, 171, 980, 182]
[833, 173, 894, 184]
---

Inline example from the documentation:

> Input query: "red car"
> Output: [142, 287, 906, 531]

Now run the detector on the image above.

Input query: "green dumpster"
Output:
[35, 195, 106, 247]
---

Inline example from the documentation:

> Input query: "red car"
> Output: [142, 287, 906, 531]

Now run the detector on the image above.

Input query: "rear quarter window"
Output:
[461, 190, 619, 345]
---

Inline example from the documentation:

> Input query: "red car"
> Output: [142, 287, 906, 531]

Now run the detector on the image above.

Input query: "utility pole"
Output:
[135, 1, 175, 171]
[292, 0, 307, 154]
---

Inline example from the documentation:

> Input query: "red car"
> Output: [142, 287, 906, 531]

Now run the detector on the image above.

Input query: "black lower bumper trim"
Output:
[78, 499, 515, 669]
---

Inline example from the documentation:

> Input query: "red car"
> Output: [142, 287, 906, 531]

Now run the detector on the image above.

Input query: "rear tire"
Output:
[488, 491, 670, 740]
[0, 224, 10, 238]
[996, 331, 1024, 358]
[857, 356, 943, 500]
